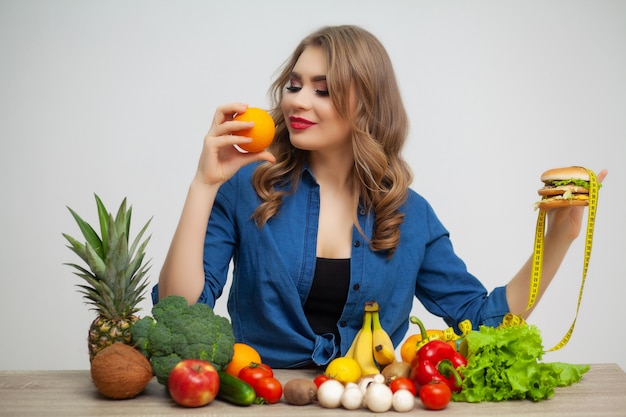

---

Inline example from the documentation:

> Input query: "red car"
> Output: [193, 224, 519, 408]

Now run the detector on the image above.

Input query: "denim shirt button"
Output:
[353, 283, 360, 291]
[339, 321, 347, 327]
[353, 240, 361, 248]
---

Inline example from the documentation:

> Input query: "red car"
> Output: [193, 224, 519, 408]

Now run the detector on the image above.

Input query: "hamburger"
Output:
[536, 166, 592, 210]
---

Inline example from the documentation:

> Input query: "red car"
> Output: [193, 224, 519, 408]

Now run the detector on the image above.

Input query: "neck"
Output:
[308, 150, 354, 190]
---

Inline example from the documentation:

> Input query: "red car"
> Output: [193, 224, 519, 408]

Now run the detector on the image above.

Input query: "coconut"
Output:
[90, 343, 153, 399]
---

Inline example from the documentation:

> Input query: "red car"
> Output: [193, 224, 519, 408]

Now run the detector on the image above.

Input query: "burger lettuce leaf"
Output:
[453, 324, 589, 402]
[551, 178, 589, 188]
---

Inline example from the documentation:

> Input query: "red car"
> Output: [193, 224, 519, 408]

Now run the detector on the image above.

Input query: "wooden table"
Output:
[1, 363, 625, 416]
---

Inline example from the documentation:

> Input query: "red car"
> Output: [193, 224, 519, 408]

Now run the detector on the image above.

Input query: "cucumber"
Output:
[217, 371, 256, 406]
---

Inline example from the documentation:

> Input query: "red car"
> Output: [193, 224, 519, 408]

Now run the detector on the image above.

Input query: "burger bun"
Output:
[540, 166, 589, 183]
[536, 198, 589, 210]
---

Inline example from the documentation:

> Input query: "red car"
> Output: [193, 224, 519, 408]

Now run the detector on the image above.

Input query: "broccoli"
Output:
[131, 295, 235, 385]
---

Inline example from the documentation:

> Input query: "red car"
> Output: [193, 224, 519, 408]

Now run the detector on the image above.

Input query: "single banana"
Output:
[345, 301, 376, 359]
[371, 309, 396, 366]
[345, 326, 362, 359]
[353, 310, 380, 375]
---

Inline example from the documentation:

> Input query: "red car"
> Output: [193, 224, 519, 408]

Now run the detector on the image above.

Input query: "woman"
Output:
[154, 25, 606, 368]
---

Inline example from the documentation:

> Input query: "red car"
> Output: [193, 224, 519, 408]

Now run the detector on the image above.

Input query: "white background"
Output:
[1, 0, 624, 371]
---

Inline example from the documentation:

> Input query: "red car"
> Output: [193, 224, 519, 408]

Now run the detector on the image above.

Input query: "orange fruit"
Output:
[232, 107, 275, 153]
[224, 342, 262, 377]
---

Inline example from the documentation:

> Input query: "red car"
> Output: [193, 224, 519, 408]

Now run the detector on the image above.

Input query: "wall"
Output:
[1, 0, 624, 371]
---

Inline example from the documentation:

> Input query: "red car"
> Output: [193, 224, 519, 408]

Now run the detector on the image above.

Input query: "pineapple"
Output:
[63, 194, 151, 361]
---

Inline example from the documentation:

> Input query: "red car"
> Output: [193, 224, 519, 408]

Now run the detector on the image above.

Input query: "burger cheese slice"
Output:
[536, 166, 591, 210]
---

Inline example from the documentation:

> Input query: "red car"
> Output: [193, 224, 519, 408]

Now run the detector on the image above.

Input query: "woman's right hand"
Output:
[195, 102, 276, 187]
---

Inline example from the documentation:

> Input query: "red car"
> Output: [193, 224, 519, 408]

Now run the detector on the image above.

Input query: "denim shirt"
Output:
[152, 162, 509, 368]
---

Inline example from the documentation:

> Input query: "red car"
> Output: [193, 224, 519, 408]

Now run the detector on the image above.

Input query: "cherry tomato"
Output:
[238, 362, 273, 389]
[389, 377, 417, 396]
[419, 382, 452, 410]
[313, 374, 331, 388]
[255, 376, 283, 404]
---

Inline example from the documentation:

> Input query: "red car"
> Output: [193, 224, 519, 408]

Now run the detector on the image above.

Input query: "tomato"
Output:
[238, 362, 273, 389]
[419, 382, 451, 410]
[313, 374, 331, 388]
[389, 377, 417, 396]
[254, 376, 283, 404]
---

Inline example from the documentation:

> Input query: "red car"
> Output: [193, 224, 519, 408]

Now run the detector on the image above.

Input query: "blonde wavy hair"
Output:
[252, 25, 412, 257]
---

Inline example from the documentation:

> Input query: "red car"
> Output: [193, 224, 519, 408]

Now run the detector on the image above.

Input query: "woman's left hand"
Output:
[545, 168, 607, 242]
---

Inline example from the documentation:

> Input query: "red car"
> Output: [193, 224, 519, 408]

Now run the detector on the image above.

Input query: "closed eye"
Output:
[287, 71, 329, 97]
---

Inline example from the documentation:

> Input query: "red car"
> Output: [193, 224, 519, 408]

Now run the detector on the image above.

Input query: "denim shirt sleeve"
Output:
[408, 193, 510, 329]
[416, 232, 510, 329]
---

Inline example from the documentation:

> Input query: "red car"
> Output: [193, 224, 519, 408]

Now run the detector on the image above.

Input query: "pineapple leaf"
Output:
[76, 286, 115, 317]
[114, 198, 131, 246]
[124, 207, 132, 245]
[62, 234, 89, 264]
[93, 282, 117, 317]
[128, 218, 152, 264]
[85, 242, 106, 278]
[105, 217, 129, 291]
[64, 262, 96, 279]
[94, 194, 111, 259]
[126, 261, 151, 290]
[127, 234, 152, 280]
[68, 267, 108, 303]
[127, 281, 150, 314]
[75, 284, 104, 302]
[67, 206, 104, 261]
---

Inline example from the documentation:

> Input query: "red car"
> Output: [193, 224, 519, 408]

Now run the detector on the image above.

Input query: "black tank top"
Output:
[303, 257, 350, 341]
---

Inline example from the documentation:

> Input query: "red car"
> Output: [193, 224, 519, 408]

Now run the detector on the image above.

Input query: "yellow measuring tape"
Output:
[523, 168, 600, 351]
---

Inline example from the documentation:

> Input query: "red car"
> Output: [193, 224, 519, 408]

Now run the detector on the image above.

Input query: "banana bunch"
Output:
[345, 301, 397, 375]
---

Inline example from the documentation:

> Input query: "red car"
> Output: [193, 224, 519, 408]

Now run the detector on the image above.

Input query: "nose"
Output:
[290, 87, 313, 110]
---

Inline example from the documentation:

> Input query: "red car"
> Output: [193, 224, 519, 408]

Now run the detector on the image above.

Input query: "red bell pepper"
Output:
[410, 339, 467, 392]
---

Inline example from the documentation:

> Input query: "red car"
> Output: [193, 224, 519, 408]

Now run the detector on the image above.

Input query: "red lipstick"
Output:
[289, 116, 315, 130]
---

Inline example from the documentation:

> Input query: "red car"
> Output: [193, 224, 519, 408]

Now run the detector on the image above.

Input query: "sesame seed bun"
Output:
[540, 166, 589, 183]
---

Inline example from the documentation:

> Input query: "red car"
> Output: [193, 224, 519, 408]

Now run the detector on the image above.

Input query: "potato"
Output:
[283, 378, 318, 406]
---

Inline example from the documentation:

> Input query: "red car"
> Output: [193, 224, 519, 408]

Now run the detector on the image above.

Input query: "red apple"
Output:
[167, 359, 220, 407]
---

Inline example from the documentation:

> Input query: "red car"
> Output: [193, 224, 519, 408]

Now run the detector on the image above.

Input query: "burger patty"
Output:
[538, 185, 589, 196]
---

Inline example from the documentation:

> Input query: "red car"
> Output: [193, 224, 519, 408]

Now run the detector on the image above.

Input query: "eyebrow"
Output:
[290, 71, 327, 82]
